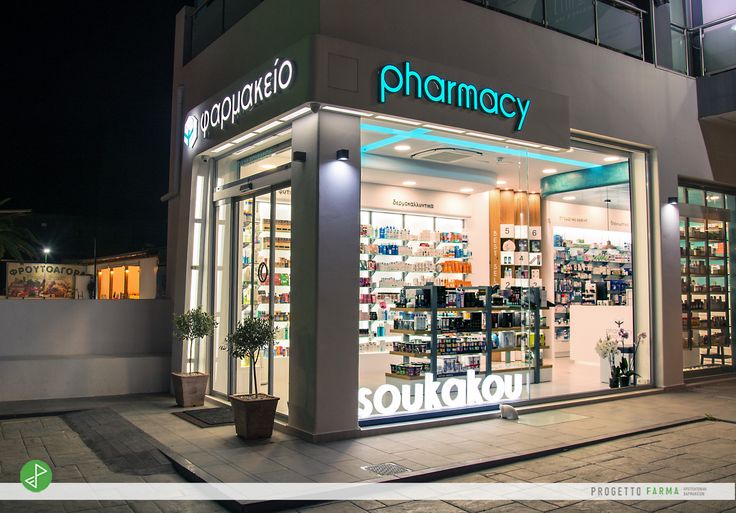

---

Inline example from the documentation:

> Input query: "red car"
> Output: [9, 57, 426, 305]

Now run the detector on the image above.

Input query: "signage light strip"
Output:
[361, 123, 592, 168]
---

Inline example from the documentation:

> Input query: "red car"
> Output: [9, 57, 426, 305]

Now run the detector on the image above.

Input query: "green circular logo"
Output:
[20, 460, 52, 492]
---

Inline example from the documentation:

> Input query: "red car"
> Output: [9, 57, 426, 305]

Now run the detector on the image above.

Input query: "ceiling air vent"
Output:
[411, 147, 481, 163]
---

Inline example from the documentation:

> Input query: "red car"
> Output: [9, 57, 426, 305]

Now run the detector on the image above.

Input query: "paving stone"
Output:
[627, 500, 686, 512]
[478, 503, 540, 512]
[349, 500, 385, 510]
[129, 502, 164, 513]
[298, 502, 368, 513]
[514, 500, 561, 511]
[366, 501, 466, 512]
[551, 501, 641, 512]
[447, 500, 514, 512]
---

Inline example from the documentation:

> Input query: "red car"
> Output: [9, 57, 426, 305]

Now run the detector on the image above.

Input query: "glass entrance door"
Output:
[226, 185, 291, 415]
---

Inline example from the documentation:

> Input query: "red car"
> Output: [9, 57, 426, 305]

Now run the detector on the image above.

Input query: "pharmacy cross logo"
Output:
[20, 460, 52, 493]
[183, 115, 199, 149]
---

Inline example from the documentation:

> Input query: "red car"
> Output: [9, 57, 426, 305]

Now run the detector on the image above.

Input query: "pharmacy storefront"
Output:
[171, 35, 733, 441]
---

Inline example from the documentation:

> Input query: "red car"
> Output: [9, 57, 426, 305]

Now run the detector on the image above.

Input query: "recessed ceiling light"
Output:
[260, 163, 276, 170]
[422, 124, 465, 134]
[254, 120, 283, 133]
[375, 115, 421, 126]
[394, 144, 411, 151]
[466, 132, 505, 141]
[322, 105, 374, 117]
[211, 143, 234, 154]
[232, 132, 256, 144]
[563, 196, 576, 201]
[542, 168, 558, 174]
[279, 107, 312, 122]
[460, 188, 474, 193]
[402, 180, 417, 186]
[496, 180, 507, 185]
[604, 156, 621, 162]
[506, 139, 542, 148]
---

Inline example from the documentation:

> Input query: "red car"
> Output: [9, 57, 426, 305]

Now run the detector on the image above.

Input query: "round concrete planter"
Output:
[172, 372, 209, 407]
[229, 394, 279, 439]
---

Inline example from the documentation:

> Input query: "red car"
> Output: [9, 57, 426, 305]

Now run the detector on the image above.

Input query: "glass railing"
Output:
[670, 25, 689, 75]
[477, 0, 645, 59]
[695, 14, 736, 76]
[187, 0, 264, 62]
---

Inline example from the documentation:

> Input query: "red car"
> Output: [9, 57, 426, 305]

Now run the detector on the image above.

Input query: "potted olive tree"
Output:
[172, 306, 217, 407]
[222, 316, 279, 439]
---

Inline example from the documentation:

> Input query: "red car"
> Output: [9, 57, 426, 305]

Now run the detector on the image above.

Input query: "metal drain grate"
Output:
[361, 462, 412, 476]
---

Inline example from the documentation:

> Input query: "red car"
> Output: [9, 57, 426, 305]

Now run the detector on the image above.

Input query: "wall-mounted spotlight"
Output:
[336, 149, 349, 161]
[293, 151, 307, 162]
[667, 197, 678, 205]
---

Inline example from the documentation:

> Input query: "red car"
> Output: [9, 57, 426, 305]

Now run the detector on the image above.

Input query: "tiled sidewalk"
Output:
[2, 379, 735, 487]
[294, 421, 736, 513]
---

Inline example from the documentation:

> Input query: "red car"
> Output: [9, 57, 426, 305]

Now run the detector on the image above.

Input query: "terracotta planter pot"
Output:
[230, 394, 279, 439]
[172, 372, 209, 407]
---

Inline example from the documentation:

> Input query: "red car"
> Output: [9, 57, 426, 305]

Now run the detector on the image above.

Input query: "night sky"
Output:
[4, 1, 190, 259]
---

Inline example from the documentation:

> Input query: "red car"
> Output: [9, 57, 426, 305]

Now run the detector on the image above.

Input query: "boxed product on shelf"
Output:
[390, 362, 429, 376]
[393, 340, 429, 354]
[437, 335, 485, 354]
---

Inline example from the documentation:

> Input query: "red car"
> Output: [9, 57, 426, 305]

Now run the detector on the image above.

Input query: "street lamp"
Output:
[43, 247, 51, 263]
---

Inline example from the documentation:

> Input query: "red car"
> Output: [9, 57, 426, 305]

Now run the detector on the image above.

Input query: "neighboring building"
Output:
[164, 0, 736, 440]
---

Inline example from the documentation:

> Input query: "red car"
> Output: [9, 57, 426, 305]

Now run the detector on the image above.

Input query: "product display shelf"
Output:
[680, 216, 732, 367]
[387, 285, 550, 383]
[359, 221, 472, 343]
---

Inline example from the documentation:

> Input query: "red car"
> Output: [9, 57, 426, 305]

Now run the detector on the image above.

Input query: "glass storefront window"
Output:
[357, 118, 649, 422]
[679, 185, 735, 375]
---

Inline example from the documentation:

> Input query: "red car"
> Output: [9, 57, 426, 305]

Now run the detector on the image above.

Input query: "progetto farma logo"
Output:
[184, 115, 198, 149]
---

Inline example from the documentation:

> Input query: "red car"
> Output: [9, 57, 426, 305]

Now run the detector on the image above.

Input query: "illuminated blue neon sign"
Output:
[379, 62, 532, 131]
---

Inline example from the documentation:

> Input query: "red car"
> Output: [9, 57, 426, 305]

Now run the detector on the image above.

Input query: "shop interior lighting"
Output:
[275, 128, 292, 138]
[466, 132, 505, 141]
[211, 142, 234, 154]
[506, 138, 542, 148]
[336, 149, 350, 161]
[668, 197, 678, 205]
[261, 163, 277, 170]
[460, 188, 474, 193]
[563, 196, 576, 201]
[361, 123, 593, 167]
[422, 124, 465, 134]
[542, 168, 558, 174]
[541, 146, 563, 152]
[253, 135, 279, 146]
[233, 145, 255, 156]
[361, 127, 430, 153]
[402, 180, 417, 186]
[393, 144, 411, 151]
[255, 120, 283, 133]
[323, 105, 374, 117]
[496, 180, 507, 185]
[375, 115, 421, 126]
[279, 106, 312, 122]
[603, 156, 621, 162]
[232, 132, 256, 144]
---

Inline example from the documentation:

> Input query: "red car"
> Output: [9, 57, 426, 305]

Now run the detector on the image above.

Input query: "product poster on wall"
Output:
[6, 263, 85, 298]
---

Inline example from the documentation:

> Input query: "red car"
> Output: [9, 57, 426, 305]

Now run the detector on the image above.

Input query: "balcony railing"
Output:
[186, 0, 265, 63]
[473, 0, 646, 59]
[689, 14, 736, 76]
